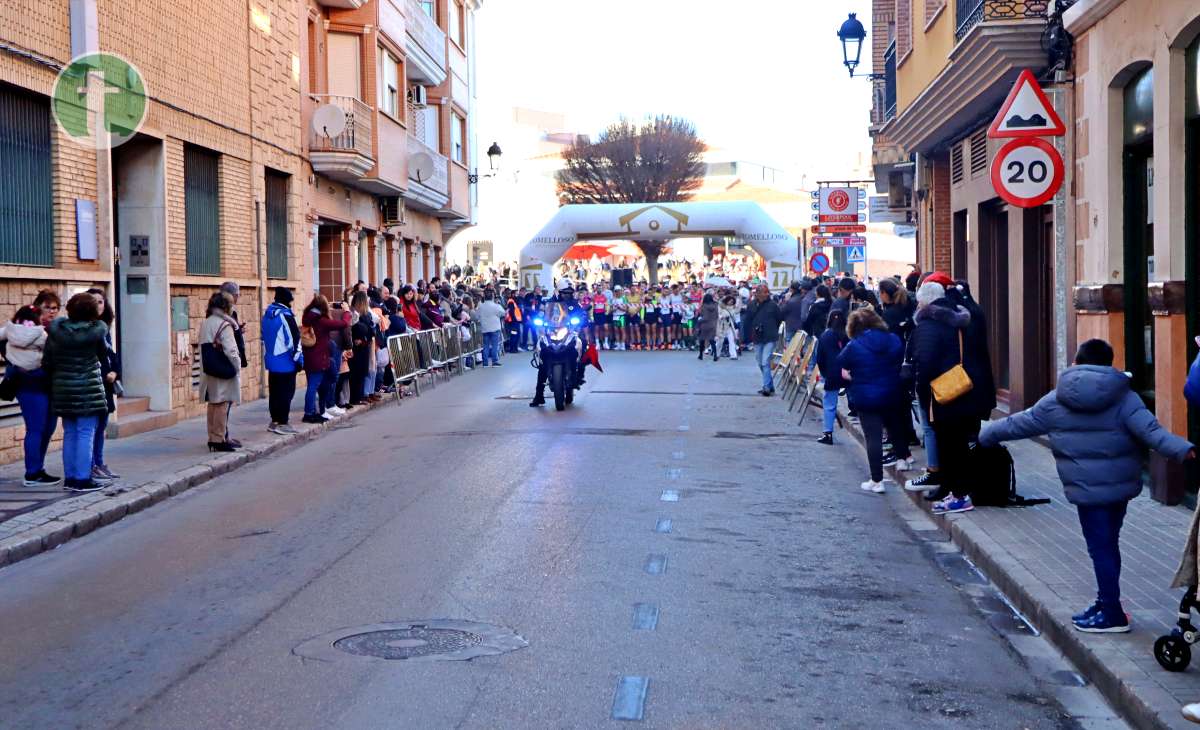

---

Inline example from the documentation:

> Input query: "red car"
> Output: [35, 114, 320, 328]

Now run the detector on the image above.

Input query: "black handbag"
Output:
[0, 369, 17, 401]
[201, 322, 238, 380]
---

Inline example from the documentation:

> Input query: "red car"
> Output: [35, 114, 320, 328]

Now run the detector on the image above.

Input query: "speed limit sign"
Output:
[991, 137, 1064, 208]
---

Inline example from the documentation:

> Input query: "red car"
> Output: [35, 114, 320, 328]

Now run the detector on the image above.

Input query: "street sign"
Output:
[812, 224, 866, 234]
[846, 246, 865, 264]
[812, 213, 866, 223]
[818, 186, 860, 216]
[991, 137, 1064, 208]
[809, 251, 830, 275]
[869, 195, 908, 224]
[812, 235, 866, 248]
[988, 68, 1066, 138]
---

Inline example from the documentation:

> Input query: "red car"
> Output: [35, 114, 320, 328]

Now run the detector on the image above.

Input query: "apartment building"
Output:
[0, 0, 308, 460]
[871, 0, 1071, 416]
[301, 0, 479, 301]
[1065, 0, 1200, 502]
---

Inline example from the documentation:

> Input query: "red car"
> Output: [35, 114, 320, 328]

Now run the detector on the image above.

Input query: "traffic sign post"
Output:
[990, 137, 1064, 208]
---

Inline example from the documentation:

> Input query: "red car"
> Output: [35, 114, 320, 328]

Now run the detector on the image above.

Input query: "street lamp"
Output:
[469, 141, 503, 184]
[837, 13, 883, 80]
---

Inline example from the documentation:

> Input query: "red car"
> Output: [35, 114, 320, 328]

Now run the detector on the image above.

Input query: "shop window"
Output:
[1122, 65, 1155, 405]
[184, 145, 221, 275]
[0, 84, 53, 266]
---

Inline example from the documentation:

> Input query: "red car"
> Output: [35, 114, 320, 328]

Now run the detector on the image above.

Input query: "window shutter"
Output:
[0, 85, 53, 266]
[327, 32, 361, 100]
[184, 145, 221, 275]
[970, 130, 988, 177]
[951, 142, 964, 185]
[265, 170, 289, 279]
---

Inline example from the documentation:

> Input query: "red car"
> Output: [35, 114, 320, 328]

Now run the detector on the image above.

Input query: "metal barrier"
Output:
[383, 322, 502, 407]
[419, 328, 451, 383]
[387, 333, 424, 399]
[443, 324, 465, 375]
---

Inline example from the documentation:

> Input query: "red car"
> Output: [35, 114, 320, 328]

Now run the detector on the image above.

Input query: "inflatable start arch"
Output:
[518, 201, 800, 291]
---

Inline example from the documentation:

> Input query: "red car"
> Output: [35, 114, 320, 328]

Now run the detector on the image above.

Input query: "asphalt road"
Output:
[0, 352, 1094, 729]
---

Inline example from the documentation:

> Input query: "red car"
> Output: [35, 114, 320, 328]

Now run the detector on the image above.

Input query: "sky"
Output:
[474, 0, 875, 185]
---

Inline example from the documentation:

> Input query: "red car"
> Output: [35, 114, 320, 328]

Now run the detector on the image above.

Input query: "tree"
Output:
[555, 116, 707, 282]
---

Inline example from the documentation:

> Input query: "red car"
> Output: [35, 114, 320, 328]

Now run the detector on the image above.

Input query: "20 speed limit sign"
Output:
[990, 137, 1064, 208]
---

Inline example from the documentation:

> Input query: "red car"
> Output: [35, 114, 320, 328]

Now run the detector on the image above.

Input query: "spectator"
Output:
[743, 284, 782, 396]
[198, 292, 242, 453]
[423, 291, 445, 328]
[696, 293, 719, 361]
[2, 305, 59, 486]
[803, 285, 832, 337]
[399, 285, 430, 331]
[262, 286, 302, 435]
[780, 281, 806, 342]
[815, 308, 849, 446]
[879, 278, 915, 341]
[43, 293, 109, 491]
[219, 281, 249, 370]
[830, 277, 856, 319]
[981, 339, 1193, 633]
[837, 308, 911, 493]
[33, 290, 61, 327]
[717, 295, 739, 360]
[475, 291, 505, 367]
[328, 296, 353, 412]
[903, 282, 943, 494]
[300, 294, 349, 424]
[86, 288, 120, 483]
[504, 290, 523, 353]
[348, 292, 373, 405]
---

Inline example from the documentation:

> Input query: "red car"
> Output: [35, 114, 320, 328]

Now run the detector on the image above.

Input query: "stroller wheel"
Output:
[1155, 634, 1192, 672]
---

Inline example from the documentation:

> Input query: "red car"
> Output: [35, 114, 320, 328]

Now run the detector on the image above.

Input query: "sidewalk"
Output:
[829, 394, 1200, 729]
[0, 386, 399, 569]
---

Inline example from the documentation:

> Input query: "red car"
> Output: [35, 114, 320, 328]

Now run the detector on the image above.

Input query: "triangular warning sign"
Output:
[988, 69, 1066, 139]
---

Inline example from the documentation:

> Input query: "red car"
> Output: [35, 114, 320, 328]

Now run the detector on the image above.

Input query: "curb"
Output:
[827, 390, 1183, 730]
[0, 394, 398, 572]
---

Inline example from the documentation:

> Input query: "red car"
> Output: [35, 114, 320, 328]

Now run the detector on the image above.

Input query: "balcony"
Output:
[309, 95, 375, 181]
[955, 0, 1048, 41]
[404, 134, 449, 212]
[405, 0, 447, 86]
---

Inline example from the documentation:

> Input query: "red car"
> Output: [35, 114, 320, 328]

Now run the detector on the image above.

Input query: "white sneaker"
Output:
[1182, 703, 1200, 723]
[329, 406, 346, 416]
[860, 480, 885, 494]
[321, 411, 335, 420]
[893, 457, 915, 471]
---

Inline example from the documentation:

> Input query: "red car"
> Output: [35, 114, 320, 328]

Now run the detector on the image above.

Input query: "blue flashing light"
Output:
[533, 318, 544, 326]
[569, 317, 581, 326]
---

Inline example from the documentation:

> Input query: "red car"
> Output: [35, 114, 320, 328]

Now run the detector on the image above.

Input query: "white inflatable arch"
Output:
[518, 201, 800, 291]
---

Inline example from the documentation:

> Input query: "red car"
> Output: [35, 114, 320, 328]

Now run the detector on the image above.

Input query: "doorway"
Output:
[1122, 65, 1155, 408]
[979, 200, 1010, 396]
[952, 209, 969, 280]
[317, 224, 345, 301]
[1021, 204, 1055, 406]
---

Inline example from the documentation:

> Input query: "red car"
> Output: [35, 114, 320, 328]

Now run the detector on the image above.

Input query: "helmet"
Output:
[557, 279, 572, 292]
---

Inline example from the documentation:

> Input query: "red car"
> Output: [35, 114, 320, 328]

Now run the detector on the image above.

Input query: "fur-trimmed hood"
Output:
[915, 298, 970, 329]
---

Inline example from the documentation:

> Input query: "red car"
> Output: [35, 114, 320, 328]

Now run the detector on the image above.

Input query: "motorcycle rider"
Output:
[530, 280, 587, 407]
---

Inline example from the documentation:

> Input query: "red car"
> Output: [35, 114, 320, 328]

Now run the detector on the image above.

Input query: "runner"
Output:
[591, 283, 609, 349]
[680, 295, 696, 351]
[667, 284, 684, 350]
[578, 287, 593, 344]
[610, 285, 626, 350]
[625, 284, 643, 350]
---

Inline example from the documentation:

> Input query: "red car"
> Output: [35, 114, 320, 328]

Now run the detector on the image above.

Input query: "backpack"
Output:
[969, 442, 1050, 507]
[299, 324, 317, 348]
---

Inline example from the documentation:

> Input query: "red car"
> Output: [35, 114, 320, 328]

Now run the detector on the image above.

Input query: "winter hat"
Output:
[925, 271, 954, 288]
[273, 286, 294, 304]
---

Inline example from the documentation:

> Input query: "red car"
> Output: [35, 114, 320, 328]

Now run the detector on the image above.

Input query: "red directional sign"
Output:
[812, 224, 867, 234]
[809, 251, 830, 275]
[990, 137, 1064, 208]
[988, 69, 1066, 139]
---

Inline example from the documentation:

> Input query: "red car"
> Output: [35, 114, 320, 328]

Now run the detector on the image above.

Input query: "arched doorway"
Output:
[1122, 65, 1155, 407]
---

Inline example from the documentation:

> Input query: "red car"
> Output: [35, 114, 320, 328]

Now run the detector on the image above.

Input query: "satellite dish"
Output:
[311, 104, 347, 138]
[410, 152, 434, 183]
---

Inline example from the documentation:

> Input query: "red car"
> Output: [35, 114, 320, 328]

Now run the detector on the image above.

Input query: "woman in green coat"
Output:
[43, 293, 109, 492]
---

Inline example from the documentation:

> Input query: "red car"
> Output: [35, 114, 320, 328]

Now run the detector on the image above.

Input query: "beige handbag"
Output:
[930, 331, 973, 404]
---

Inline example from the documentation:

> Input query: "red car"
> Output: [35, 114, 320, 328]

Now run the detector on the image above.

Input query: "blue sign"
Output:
[846, 246, 865, 264]
[76, 199, 97, 261]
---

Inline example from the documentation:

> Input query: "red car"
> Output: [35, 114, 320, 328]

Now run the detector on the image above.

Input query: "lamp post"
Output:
[468, 141, 503, 184]
[837, 13, 884, 80]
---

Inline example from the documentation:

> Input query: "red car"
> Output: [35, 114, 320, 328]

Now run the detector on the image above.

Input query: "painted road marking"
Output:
[667, 468, 681, 480]
[660, 490, 679, 502]
[677, 425, 689, 432]
[654, 518, 673, 533]
[644, 554, 667, 575]
[611, 676, 649, 721]
[632, 603, 659, 630]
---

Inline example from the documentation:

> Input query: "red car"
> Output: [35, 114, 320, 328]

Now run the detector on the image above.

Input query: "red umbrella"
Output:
[561, 244, 612, 260]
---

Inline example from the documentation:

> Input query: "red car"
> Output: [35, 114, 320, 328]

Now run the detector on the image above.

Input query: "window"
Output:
[451, 111, 465, 163]
[420, 0, 435, 18]
[326, 32, 361, 100]
[307, 20, 319, 92]
[449, 0, 463, 47]
[0, 84, 53, 266]
[378, 49, 401, 119]
[265, 170, 289, 279]
[184, 145, 221, 275]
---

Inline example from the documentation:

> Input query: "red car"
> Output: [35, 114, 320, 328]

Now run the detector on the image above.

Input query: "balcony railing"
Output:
[309, 95, 373, 159]
[955, 0, 1049, 41]
[406, 0, 447, 81]
[883, 40, 897, 122]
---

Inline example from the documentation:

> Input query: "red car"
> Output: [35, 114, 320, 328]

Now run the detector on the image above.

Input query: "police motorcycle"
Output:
[530, 285, 586, 411]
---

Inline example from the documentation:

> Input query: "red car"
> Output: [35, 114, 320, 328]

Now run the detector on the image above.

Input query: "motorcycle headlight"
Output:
[569, 317, 581, 326]
[550, 327, 569, 342]
[533, 318, 544, 327]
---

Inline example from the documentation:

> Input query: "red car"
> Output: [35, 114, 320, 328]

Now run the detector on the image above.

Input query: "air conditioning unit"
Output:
[409, 85, 428, 108]
[380, 196, 405, 227]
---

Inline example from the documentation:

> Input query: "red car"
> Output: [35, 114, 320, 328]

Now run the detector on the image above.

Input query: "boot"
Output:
[529, 393, 546, 407]
[816, 432, 833, 445]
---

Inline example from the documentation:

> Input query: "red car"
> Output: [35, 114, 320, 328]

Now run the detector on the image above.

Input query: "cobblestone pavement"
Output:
[0, 353, 1113, 729]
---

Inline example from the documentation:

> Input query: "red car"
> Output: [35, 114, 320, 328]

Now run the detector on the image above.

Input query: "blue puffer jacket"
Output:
[980, 365, 1193, 505]
[835, 328, 904, 411]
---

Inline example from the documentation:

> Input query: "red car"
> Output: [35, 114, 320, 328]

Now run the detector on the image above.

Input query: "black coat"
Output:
[946, 288, 997, 415]
[803, 299, 831, 337]
[780, 294, 806, 335]
[910, 299, 995, 423]
[881, 299, 916, 345]
[816, 328, 849, 389]
[743, 298, 783, 344]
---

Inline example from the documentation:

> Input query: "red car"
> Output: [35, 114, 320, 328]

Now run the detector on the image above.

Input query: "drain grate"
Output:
[294, 620, 528, 663]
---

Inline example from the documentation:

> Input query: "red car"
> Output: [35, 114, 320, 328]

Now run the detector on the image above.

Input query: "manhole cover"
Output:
[294, 620, 528, 663]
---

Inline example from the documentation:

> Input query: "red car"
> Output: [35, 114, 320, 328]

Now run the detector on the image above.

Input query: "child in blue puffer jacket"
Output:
[981, 339, 1193, 634]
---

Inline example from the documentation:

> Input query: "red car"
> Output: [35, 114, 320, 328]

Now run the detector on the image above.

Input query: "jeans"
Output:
[324, 347, 342, 410]
[918, 401, 939, 469]
[93, 411, 109, 468]
[304, 370, 326, 417]
[269, 371, 297, 423]
[1077, 501, 1129, 611]
[15, 384, 55, 477]
[859, 406, 913, 483]
[483, 330, 501, 365]
[754, 342, 775, 391]
[61, 415, 99, 482]
[822, 389, 839, 433]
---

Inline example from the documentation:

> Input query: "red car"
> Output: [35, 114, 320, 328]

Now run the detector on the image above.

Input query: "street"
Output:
[0, 353, 1100, 729]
